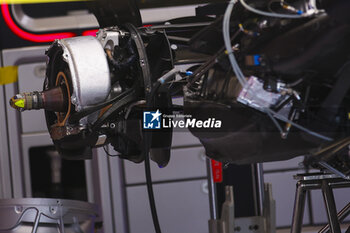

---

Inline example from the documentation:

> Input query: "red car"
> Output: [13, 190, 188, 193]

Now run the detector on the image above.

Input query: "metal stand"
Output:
[208, 186, 235, 233]
[207, 160, 276, 233]
[0, 198, 97, 233]
[208, 184, 275, 233]
[291, 173, 350, 233]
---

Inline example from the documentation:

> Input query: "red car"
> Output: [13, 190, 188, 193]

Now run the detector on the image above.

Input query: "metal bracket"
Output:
[208, 184, 276, 233]
[209, 186, 235, 233]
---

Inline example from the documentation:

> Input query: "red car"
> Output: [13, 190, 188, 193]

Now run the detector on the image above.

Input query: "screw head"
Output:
[14, 206, 23, 214]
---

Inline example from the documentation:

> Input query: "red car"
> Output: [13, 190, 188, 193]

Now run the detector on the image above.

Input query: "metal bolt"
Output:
[171, 44, 178, 50]
[71, 97, 77, 104]
[14, 206, 23, 214]
[140, 59, 145, 66]
[281, 132, 287, 139]
[249, 225, 259, 231]
[49, 206, 57, 214]
[201, 181, 208, 194]
[66, 126, 73, 135]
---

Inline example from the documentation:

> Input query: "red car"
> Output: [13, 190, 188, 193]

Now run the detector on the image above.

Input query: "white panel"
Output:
[0, 84, 12, 198]
[172, 131, 201, 147]
[3, 46, 47, 198]
[0, 50, 12, 198]
[264, 171, 310, 227]
[17, 62, 47, 133]
[91, 148, 115, 233]
[109, 155, 128, 233]
[12, 5, 99, 32]
[124, 147, 207, 184]
[263, 156, 305, 172]
[140, 5, 199, 23]
[84, 160, 95, 204]
[12, 4, 200, 33]
[311, 187, 350, 224]
[127, 180, 210, 233]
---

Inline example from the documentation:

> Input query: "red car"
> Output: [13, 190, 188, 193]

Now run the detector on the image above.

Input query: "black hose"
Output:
[144, 137, 162, 233]
[142, 81, 162, 233]
[91, 90, 137, 132]
[69, 88, 134, 123]
[186, 29, 241, 88]
[125, 22, 162, 233]
[140, 80, 164, 233]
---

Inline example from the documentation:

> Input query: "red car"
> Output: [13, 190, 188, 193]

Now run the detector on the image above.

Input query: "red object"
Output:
[82, 29, 99, 36]
[211, 159, 223, 183]
[1, 4, 76, 43]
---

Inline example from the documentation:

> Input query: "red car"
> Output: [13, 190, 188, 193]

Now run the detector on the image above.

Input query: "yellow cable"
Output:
[0, 66, 18, 85]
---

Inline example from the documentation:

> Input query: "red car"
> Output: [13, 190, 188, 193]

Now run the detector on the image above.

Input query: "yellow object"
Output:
[0, 0, 87, 3]
[0, 66, 18, 85]
[14, 99, 25, 108]
[9, 95, 26, 111]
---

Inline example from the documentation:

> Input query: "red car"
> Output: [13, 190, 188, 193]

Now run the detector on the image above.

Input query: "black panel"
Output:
[216, 164, 258, 218]
[29, 146, 88, 201]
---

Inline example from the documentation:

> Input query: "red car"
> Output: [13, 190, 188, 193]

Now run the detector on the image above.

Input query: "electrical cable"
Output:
[316, 138, 350, 162]
[285, 78, 304, 88]
[313, 137, 350, 156]
[141, 68, 184, 233]
[141, 67, 182, 233]
[239, 0, 310, 18]
[223, 0, 247, 87]
[69, 88, 135, 122]
[266, 108, 333, 141]
[265, 107, 284, 134]
[228, 0, 337, 180]
[319, 161, 350, 180]
[125, 23, 165, 233]
[141, 74, 167, 233]
[186, 30, 241, 89]
[92, 90, 137, 132]
[103, 145, 119, 157]
[222, 0, 333, 142]
[140, 61, 180, 233]
[144, 140, 162, 233]
[143, 91, 162, 233]
[158, 67, 180, 85]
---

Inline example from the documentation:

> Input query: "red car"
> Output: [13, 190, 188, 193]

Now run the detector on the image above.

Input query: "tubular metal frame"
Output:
[291, 173, 350, 233]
